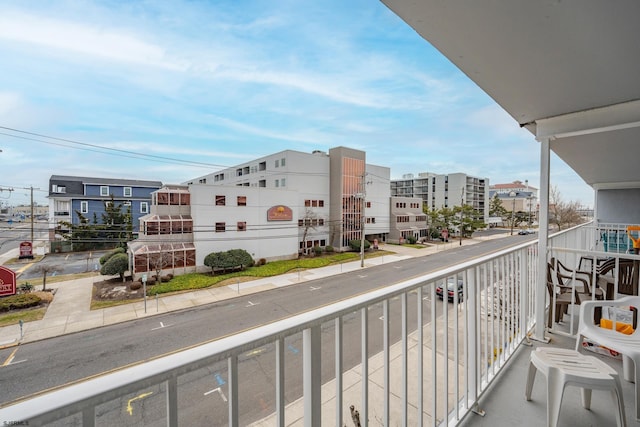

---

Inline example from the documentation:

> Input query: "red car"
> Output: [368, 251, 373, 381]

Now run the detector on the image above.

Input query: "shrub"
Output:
[259, 258, 267, 266]
[325, 245, 334, 253]
[0, 294, 42, 312]
[18, 283, 34, 293]
[205, 249, 254, 273]
[99, 247, 125, 265]
[161, 274, 173, 282]
[407, 236, 417, 244]
[100, 253, 129, 281]
[313, 246, 323, 256]
[130, 282, 142, 291]
[349, 239, 371, 251]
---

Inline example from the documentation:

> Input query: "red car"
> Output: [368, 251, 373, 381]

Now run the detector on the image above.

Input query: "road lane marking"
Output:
[204, 387, 228, 401]
[246, 348, 266, 357]
[309, 286, 321, 291]
[245, 301, 260, 307]
[151, 321, 173, 331]
[358, 274, 368, 278]
[126, 392, 154, 415]
[2, 346, 19, 366]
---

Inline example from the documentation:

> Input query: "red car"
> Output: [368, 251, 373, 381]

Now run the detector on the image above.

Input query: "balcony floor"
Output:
[459, 322, 638, 427]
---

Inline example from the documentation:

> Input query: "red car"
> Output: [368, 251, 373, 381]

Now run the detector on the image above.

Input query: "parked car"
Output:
[518, 229, 535, 235]
[436, 278, 464, 302]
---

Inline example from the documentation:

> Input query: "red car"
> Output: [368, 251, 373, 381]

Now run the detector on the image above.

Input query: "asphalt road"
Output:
[0, 233, 535, 423]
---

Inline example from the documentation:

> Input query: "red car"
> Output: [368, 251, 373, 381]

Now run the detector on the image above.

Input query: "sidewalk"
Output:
[0, 233, 510, 348]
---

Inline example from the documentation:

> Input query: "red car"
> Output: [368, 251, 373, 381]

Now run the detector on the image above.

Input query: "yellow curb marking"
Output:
[126, 392, 154, 416]
[2, 346, 20, 366]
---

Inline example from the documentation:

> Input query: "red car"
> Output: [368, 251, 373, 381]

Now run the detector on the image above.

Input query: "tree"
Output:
[100, 253, 129, 282]
[549, 185, 585, 230]
[149, 246, 174, 283]
[300, 208, 321, 254]
[34, 264, 62, 292]
[453, 204, 486, 238]
[489, 194, 507, 218]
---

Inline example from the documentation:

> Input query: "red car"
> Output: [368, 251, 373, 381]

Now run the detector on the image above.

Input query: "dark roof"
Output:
[49, 175, 162, 187]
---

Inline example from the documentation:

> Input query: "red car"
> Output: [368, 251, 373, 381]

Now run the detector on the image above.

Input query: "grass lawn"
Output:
[0, 307, 47, 327]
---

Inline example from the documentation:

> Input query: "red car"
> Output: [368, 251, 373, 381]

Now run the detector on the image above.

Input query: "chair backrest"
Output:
[618, 260, 639, 296]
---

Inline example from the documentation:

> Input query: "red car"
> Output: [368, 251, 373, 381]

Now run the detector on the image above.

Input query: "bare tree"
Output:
[300, 208, 321, 255]
[149, 244, 174, 283]
[34, 264, 62, 292]
[549, 185, 585, 231]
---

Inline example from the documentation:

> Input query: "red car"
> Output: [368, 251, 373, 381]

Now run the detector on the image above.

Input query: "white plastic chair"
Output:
[576, 295, 640, 420]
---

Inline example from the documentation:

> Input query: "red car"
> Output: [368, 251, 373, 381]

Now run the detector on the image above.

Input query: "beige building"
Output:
[388, 196, 428, 244]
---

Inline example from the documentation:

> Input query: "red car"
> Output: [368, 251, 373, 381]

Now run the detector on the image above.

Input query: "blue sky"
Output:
[0, 0, 593, 208]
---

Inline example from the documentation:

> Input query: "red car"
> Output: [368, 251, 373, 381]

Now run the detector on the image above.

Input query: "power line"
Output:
[0, 126, 230, 170]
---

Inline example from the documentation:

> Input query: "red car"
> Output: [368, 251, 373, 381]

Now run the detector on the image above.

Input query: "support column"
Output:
[533, 137, 551, 342]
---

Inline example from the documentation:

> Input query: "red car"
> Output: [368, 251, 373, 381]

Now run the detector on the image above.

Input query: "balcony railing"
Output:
[1, 238, 544, 426]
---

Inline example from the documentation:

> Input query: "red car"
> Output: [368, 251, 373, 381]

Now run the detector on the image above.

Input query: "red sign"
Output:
[441, 229, 449, 239]
[267, 205, 293, 221]
[0, 266, 17, 297]
[19, 241, 33, 259]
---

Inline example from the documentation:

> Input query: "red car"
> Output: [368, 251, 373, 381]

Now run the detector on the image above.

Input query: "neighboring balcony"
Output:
[2, 223, 638, 426]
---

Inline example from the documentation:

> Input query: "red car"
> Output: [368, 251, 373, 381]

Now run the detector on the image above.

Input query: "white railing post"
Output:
[467, 266, 479, 413]
[304, 326, 321, 427]
[228, 355, 239, 427]
[166, 377, 178, 427]
[276, 338, 285, 427]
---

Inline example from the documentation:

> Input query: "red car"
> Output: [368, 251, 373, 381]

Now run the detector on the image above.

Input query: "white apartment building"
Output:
[130, 147, 392, 278]
[391, 172, 490, 222]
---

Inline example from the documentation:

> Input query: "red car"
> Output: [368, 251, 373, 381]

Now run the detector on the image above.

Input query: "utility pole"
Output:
[459, 186, 465, 246]
[359, 173, 367, 268]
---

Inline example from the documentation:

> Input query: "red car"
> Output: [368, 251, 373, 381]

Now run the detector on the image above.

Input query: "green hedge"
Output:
[0, 294, 42, 312]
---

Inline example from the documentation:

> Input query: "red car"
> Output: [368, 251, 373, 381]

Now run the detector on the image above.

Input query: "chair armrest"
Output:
[579, 296, 640, 327]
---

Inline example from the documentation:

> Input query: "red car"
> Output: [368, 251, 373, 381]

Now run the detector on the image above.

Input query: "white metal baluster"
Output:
[417, 287, 424, 427]
[228, 355, 238, 427]
[431, 282, 437, 427]
[82, 407, 95, 427]
[335, 318, 343, 427]
[443, 278, 449, 425]
[361, 307, 368, 427]
[166, 377, 178, 427]
[383, 299, 389, 426]
[276, 338, 285, 427]
[303, 326, 321, 427]
[402, 292, 408, 426]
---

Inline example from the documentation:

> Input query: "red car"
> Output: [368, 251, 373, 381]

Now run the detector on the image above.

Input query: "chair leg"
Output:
[611, 377, 627, 427]
[581, 387, 592, 409]
[547, 373, 565, 427]
[525, 360, 537, 401]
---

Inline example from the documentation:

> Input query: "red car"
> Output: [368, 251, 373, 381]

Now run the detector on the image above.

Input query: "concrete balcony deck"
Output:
[459, 321, 638, 427]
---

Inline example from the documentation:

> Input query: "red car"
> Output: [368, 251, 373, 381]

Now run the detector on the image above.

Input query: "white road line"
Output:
[151, 321, 173, 331]
[309, 286, 321, 291]
[245, 301, 260, 307]
[204, 387, 228, 402]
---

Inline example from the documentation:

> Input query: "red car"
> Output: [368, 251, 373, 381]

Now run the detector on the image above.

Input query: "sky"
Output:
[0, 0, 594, 208]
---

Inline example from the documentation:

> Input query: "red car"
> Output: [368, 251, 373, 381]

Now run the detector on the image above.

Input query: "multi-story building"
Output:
[130, 147, 392, 279]
[391, 172, 490, 223]
[47, 175, 162, 245]
[186, 146, 391, 252]
[389, 196, 428, 243]
[489, 180, 538, 222]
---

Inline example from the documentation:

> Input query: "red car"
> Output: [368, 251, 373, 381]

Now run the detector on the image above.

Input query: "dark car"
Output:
[436, 278, 464, 302]
[518, 229, 535, 235]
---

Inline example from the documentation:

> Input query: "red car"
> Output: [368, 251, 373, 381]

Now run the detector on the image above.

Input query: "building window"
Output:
[319, 218, 325, 226]
[366, 201, 371, 208]
[215, 195, 226, 206]
[237, 221, 246, 231]
[298, 219, 303, 226]
[199, 178, 207, 184]
[275, 180, 279, 188]
[123, 187, 132, 197]
[237, 196, 247, 206]
[281, 157, 286, 167]
[275, 159, 280, 168]
[305, 200, 311, 207]
[140, 202, 149, 214]
[80, 201, 88, 213]
[100, 186, 109, 196]
[259, 161, 266, 171]
[259, 180, 266, 187]
[281, 178, 286, 187]
[51, 185, 66, 193]
[318, 200, 324, 207]
[215, 222, 226, 232]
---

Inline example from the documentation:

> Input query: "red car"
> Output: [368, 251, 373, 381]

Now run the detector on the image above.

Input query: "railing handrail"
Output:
[0, 237, 541, 425]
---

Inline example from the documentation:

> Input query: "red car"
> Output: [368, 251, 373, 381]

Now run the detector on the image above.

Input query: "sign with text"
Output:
[267, 205, 293, 221]
[19, 241, 33, 259]
[0, 266, 17, 297]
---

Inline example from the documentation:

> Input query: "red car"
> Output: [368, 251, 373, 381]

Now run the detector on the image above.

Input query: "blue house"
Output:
[48, 175, 162, 249]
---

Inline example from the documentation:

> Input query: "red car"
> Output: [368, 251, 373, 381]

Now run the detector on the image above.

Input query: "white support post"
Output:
[228, 356, 239, 427]
[276, 338, 285, 427]
[534, 137, 551, 342]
